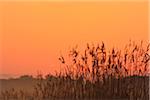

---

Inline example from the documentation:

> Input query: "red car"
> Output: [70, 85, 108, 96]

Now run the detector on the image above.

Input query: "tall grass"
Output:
[1, 41, 149, 100]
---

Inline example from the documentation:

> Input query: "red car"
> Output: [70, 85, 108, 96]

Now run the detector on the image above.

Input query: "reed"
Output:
[1, 41, 149, 100]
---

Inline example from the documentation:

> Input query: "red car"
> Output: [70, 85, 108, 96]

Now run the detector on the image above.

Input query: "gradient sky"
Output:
[0, 1, 148, 78]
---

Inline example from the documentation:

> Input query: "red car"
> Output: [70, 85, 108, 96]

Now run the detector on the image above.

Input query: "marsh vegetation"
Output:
[0, 41, 149, 100]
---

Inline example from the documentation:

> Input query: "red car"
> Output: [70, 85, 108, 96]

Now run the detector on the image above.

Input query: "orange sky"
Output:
[0, 1, 148, 78]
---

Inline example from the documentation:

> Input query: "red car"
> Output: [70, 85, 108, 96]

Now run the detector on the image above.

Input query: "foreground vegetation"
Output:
[0, 41, 150, 100]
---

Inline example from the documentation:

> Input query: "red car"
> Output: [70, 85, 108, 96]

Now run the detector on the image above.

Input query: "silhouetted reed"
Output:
[1, 41, 149, 100]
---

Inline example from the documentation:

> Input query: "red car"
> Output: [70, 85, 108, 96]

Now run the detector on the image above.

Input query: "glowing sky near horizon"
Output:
[0, 1, 148, 78]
